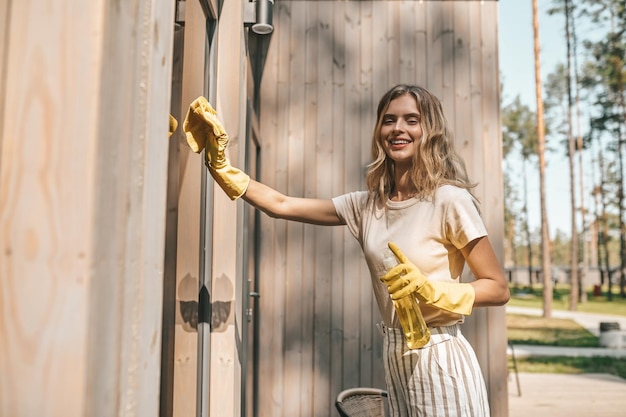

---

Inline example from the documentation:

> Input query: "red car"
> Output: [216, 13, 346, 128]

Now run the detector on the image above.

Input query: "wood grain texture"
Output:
[0, 0, 174, 416]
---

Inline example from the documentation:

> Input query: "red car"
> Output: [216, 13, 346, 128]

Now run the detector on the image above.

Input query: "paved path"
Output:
[508, 373, 626, 417]
[506, 306, 626, 416]
[510, 343, 626, 358]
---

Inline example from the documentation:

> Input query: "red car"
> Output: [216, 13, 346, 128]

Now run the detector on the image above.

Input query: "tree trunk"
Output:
[522, 159, 534, 290]
[599, 149, 613, 301]
[532, 0, 553, 318]
[571, 0, 588, 304]
[565, 0, 579, 311]
[508, 215, 517, 269]
[618, 121, 626, 298]
[615, 49, 626, 299]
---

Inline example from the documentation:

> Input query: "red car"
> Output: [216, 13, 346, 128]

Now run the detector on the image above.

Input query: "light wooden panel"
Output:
[77, 0, 175, 412]
[255, 2, 506, 417]
[209, 1, 248, 416]
[313, 5, 335, 414]
[257, 3, 386, 417]
[479, 4, 509, 416]
[301, 3, 317, 415]
[283, 3, 306, 415]
[341, 0, 362, 393]
[257, 2, 287, 415]
[160, 22, 184, 417]
[166, 0, 210, 416]
[0, 0, 10, 164]
[0, 1, 103, 413]
[0, 0, 174, 416]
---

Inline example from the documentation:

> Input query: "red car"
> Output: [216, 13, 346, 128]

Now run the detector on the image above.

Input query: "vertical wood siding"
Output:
[0, 1, 174, 415]
[161, 1, 209, 415]
[256, 2, 506, 417]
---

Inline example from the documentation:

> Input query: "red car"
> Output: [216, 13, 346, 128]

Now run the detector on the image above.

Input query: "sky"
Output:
[498, 0, 602, 237]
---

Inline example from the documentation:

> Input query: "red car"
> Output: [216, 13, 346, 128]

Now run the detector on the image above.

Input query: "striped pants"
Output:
[381, 324, 490, 417]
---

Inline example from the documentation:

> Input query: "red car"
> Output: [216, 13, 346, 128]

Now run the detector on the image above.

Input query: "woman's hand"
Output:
[183, 97, 250, 200]
[381, 242, 477, 316]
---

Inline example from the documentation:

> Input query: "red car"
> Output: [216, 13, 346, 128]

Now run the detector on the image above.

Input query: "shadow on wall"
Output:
[210, 273, 234, 332]
[176, 272, 234, 332]
[256, 2, 489, 414]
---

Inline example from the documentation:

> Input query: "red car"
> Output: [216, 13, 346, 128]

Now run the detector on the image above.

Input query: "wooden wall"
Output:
[160, 1, 207, 415]
[254, 2, 507, 417]
[162, 1, 249, 416]
[210, 2, 249, 416]
[0, 0, 175, 416]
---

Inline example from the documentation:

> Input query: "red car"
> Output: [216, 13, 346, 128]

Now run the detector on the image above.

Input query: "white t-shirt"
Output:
[332, 185, 487, 328]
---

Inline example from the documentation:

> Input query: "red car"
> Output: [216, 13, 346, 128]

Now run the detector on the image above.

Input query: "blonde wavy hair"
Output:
[366, 84, 477, 205]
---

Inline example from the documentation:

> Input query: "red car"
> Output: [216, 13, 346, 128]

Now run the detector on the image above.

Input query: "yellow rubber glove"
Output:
[380, 242, 476, 316]
[169, 114, 178, 138]
[183, 97, 250, 200]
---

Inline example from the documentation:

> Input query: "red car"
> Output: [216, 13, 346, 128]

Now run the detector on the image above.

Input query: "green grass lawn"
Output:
[508, 284, 626, 316]
[511, 356, 626, 378]
[506, 285, 626, 379]
[507, 314, 599, 347]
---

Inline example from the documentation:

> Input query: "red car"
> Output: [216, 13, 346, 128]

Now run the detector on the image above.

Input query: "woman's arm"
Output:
[183, 97, 344, 226]
[462, 236, 510, 307]
[243, 179, 345, 226]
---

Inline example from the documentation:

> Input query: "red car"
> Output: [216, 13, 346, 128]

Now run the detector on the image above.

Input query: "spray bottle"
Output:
[383, 248, 431, 349]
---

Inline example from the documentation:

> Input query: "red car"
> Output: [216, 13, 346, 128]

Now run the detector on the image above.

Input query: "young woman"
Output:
[183, 84, 510, 417]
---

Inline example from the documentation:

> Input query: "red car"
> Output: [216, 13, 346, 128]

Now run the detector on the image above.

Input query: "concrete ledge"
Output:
[508, 344, 626, 358]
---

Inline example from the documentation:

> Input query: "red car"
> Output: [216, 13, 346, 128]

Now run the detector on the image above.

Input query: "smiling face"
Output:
[379, 93, 423, 168]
